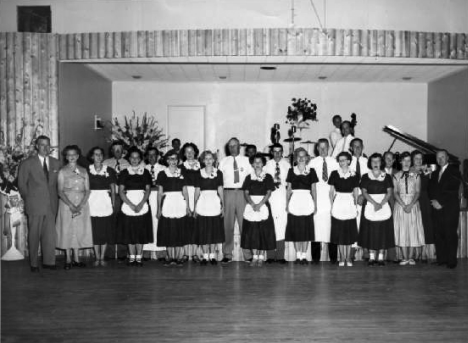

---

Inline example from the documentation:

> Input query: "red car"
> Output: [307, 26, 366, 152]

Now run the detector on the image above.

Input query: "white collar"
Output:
[338, 168, 355, 179]
[201, 168, 218, 179]
[165, 167, 183, 178]
[368, 171, 387, 181]
[183, 160, 200, 170]
[293, 165, 310, 176]
[127, 163, 145, 175]
[89, 164, 109, 177]
[440, 164, 448, 174]
[251, 171, 267, 182]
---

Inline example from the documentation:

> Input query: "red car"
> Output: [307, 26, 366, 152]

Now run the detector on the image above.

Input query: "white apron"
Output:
[121, 190, 149, 216]
[332, 192, 358, 220]
[314, 182, 332, 243]
[269, 185, 287, 241]
[196, 190, 222, 216]
[364, 194, 391, 221]
[243, 195, 269, 222]
[143, 190, 165, 252]
[289, 190, 314, 216]
[89, 190, 113, 217]
[186, 186, 195, 212]
[162, 192, 187, 219]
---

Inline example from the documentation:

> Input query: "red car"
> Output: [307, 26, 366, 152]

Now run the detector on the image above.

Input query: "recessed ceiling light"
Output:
[318, 76, 327, 80]
[132, 75, 142, 79]
[260, 66, 277, 71]
[402, 77, 412, 81]
[219, 76, 227, 80]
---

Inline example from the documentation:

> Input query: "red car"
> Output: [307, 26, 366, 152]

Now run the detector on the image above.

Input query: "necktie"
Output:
[275, 162, 281, 182]
[322, 157, 328, 182]
[43, 158, 49, 182]
[438, 168, 443, 182]
[115, 160, 121, 174]
[233, 157, 239, 183]
[151, 165, 155, 185]
[402, 171, 409, 193]
[356, 158, 361, 179]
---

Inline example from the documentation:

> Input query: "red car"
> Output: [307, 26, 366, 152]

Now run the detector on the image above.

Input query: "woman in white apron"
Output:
[87, 147, 117, 267]
[241, 154, 276, 267]
[117, 147, 153, 267]
[328, 152, 360, 267]
[285, 148, 319, 265]
[179, 143, 201, 263]
[193, 150, 225, 265]
[157, 149, 191, 267]
[358, 153, 395, 266]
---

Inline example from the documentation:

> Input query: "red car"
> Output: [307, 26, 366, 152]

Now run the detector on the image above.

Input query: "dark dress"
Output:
[418, 172, 435, 244]
[358, 173, 395, 250]
[328, 171, 359, 245]
[157, 171, 190, 247]
[88, 166, 117, 245]
[285, 168, 318, 242]
[241, 174, 276, 250]
[194, 170, 225, 245]
[117, 169, 153, 244]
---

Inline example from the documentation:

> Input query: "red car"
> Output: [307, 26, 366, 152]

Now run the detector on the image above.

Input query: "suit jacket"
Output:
[18, 155, 60, 216]
[429, 164, 461, 214]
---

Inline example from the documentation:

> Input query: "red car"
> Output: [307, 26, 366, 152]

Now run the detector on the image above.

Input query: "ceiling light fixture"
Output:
[260, 66, 277, 71]
[318, 76, 327, 80]
[219, 76, 227, 80]
[402, 77, 412, 81]
[132, 75, 142, 79]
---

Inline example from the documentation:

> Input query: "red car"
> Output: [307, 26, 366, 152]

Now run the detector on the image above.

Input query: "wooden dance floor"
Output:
[2, 259, 468, 343]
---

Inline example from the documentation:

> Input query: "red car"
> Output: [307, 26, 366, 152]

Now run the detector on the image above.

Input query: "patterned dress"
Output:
[393, 171, 425, 247]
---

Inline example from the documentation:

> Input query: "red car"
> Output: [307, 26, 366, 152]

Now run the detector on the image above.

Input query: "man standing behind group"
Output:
[219, 137, 252, 263]
[309, 139, 338, 263]
[429, 150, 461, 269]
[332, 121, 354, 158]
[103, 141, 130, 261]
[264, 143, 290, 263]
[329, 115, 342, 151]
[18, 135, 60, 272]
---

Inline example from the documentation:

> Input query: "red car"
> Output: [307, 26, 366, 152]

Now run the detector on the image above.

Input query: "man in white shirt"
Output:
[218, 137, 253, 263]
[103, 141, 130, 261]
[264, 143, 290, 263]
[332, 121, 354, 158]
[329, 115, 342, 151]
[308, 139, 338, 264]
[142, 147, 166, 261]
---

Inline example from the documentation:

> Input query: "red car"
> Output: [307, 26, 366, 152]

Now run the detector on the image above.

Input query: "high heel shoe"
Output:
[294, 259, 301, 265]
[127, 259, 136, 266]
[210, 259, 218, 265]
[301, 259, 308, 265]
[200, 259, 208, 266]
[71, 261, 86, 268]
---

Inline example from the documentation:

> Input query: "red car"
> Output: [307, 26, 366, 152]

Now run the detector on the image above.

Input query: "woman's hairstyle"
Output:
[293, 147, 309, 164]
[336, 151, 352, 163]
[367, 152, 384, 170]
[163, 149, 179, 165]
[126, 146, 143, 161]
[87, 146, 105, 162]
[249, 153, 266, 166]
[180, 142, 199, 161]
[62, 145, 81, 159]
[399, 151, 411, 163]
[199, 150, 218, 166]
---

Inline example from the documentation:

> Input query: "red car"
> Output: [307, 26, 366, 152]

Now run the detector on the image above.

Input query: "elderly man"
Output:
[308, 139, 338, 264]
[332, 121, 354, 158]
[429, 150, 462, 269]
[218, 137, 253, 263]
[18, 135, 60, 272]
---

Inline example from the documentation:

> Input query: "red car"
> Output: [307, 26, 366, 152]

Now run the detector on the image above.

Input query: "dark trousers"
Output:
[267, 240, 285, 260]
[311, 242, 337, 262]
[433, 207, 459, 266]
[27, 211, 56, 267]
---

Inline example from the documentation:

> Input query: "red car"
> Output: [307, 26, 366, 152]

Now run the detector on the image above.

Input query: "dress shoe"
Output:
[42, 264, 57, 270]
[210, 259, 218, 265]
[266, 258, 275, 264]
[338, 261, 345, 267]
[278, 259, 287, 264]
[368, 260, 376, 267]
[100, 260, 108, 267]
[192, 255, 201, 263]
[249, 259, 258, 267]
[182, 255, 189, 262]
[257, 259, 264, 267]
[64, 263, 72, 270]
[71, 261, 86, 268]
[377, 260, 385, 267]
[408, 259, 416, 266]
[294, 259, 301, 265]
[221, 257, 232, 264]
[301, 259, 308, 265]
[163, 259, 172, 267]
[30, 266, 40, 273]
[176, 259, 184, 267]
[200, 259, 208, 266]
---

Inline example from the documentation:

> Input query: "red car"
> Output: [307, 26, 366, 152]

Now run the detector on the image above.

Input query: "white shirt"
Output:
[218, 155, 252, 189]
[38, 155, 48, 168]
[308, 156, 338, 184]
[350, 156, 369, 178]
[264, 158, 291, 187]
[145, 163, 166, 187]
[332, 134, 354, 158]
[438, 163, 449, 181]
[103, 157, 130, 174]
[329, 127, 342, 150]
[385, 167, 395, 176]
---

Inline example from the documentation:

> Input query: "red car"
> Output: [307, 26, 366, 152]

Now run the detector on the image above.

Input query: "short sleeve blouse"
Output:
[195, 170, 224, 191]
[286, 168, 319, 190]
[157, 170, 187, 192]
[328, 170, 359, 193]
[242, 174, 275, 196]
[88, 166, 117, 190]
[360, 173, 393, 194]
[118, 169, 152, 190]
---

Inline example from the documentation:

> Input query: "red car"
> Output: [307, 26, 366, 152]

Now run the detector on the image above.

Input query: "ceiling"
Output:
[80, 56, 468, 83]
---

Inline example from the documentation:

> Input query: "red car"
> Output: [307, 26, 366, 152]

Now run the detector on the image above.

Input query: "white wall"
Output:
[1, 0, 468, 33]
[112, 81, 428, 157]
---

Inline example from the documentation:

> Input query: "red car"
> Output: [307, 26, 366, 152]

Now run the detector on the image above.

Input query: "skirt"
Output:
[393, 194, 425, 247]
[91, 216, 115, 245]
[285, 190, 315, 242]
[358, 194, 395, 250]
[158, 191, 191, 247]
[117, 190, 153, 244]
[241, 196, 276, 250]
[330, 217, 358, 245]
[194, 191, 225, 245]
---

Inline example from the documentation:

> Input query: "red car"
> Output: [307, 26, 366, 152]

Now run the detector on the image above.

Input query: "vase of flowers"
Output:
[286, 98, 318, 131]
[107, 112, 169, 153]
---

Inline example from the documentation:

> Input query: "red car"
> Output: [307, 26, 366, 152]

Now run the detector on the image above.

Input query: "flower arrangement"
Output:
[286, 98, 318, 128]
[107, 112, 169, 152]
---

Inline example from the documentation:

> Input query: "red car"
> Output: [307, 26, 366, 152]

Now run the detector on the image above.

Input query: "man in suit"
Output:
[429, 149, 462, 269]
[18, 135, 60, 272]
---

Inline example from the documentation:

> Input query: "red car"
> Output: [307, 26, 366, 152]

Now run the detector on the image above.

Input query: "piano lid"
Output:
[383, 125, 460, 164]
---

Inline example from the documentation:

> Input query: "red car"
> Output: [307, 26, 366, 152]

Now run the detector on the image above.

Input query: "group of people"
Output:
[10, 117, 463, 272]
